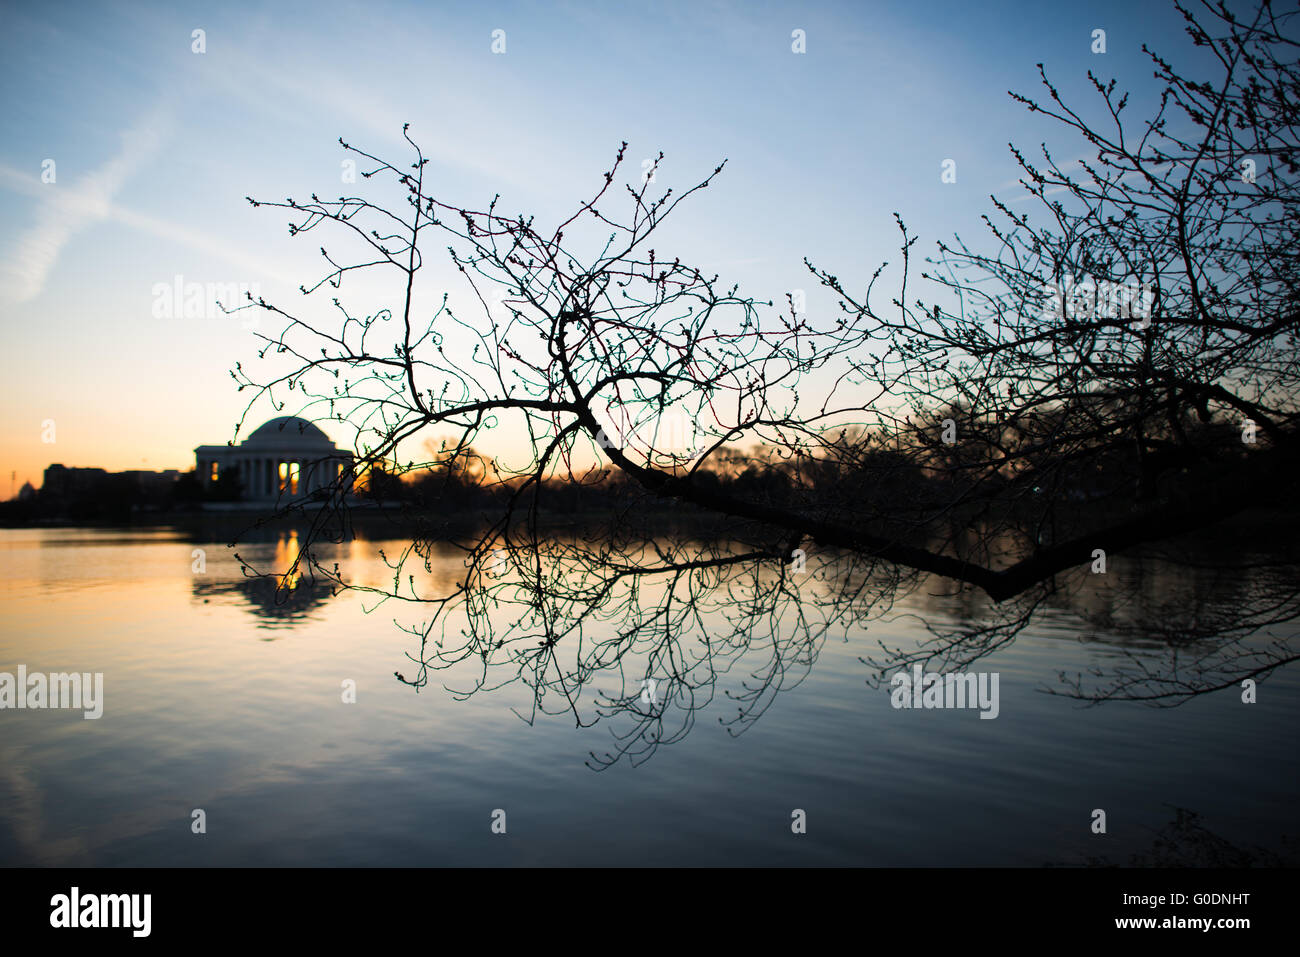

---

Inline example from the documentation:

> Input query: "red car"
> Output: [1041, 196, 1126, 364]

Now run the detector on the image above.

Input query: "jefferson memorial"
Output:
[194, 416, 352, 501]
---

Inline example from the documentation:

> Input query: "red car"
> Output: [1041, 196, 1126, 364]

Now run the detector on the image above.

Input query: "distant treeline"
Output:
[1, 409, 1271, 532]
[363, 409, 1265, 530]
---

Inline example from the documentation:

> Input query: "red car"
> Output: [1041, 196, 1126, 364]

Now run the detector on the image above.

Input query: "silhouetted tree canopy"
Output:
[228, 0, 1299, 764]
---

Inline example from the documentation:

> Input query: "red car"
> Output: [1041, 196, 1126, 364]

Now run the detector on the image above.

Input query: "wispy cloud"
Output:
[0, 105, 301, 298]
[0, 107, 168, 304]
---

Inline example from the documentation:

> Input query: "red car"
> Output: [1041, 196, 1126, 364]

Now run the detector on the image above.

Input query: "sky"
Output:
[0, 0, 1216, 495]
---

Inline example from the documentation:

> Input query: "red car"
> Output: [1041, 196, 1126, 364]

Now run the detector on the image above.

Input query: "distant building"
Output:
[41, 464, 180, 503]
[42, 464, 109, 500]
[194, 416, 352, 501]
[120, 470, 181, 496]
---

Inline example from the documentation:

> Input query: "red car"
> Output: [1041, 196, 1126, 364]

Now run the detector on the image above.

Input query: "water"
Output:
[1, 525, 1296, 866]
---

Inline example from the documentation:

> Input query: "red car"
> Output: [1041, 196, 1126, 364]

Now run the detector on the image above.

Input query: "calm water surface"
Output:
[1, 526, 1296, 866]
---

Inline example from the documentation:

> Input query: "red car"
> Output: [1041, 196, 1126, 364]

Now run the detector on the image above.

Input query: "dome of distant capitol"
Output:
[194, 416, 351, 502]
[245, 416, 334, 445]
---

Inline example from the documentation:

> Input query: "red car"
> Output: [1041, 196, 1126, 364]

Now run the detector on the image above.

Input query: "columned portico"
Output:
[195, 417, 352, 502]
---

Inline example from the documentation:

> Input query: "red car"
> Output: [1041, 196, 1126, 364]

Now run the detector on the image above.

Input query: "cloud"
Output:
[0, 107, 301, 298]
[0, 107, 168, 304]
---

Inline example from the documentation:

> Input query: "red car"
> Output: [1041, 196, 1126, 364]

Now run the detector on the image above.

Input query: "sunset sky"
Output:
[0, 0, 1209, 496]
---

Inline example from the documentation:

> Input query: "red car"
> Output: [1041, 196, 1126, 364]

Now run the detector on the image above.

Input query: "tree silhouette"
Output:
[228, 0, 1299, 763]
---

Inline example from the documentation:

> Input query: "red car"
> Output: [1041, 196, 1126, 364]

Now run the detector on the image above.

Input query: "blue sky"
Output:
[0, 0, 1212, 491]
